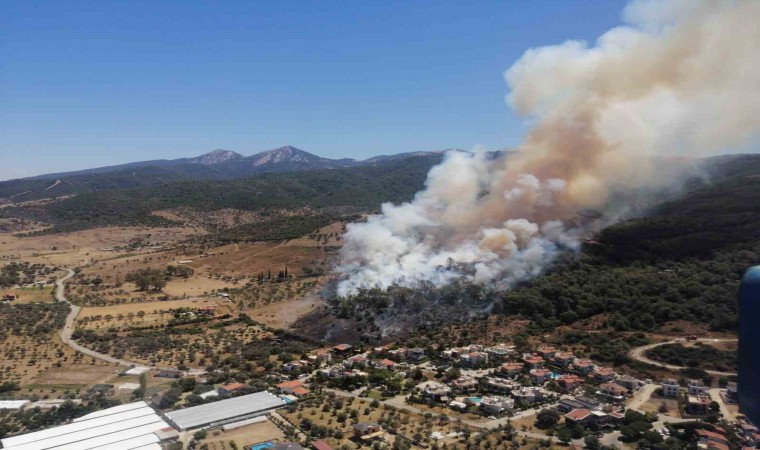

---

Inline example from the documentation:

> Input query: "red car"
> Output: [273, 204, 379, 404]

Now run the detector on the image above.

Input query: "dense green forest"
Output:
[335, 154, 760, 334]
[645, 343, 737, 372]
[497, 155, 760, 331]
[1, 155, 441, 238]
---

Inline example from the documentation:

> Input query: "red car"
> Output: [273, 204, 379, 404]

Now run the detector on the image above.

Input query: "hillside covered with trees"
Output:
[1, 155, 441, 239]
[331, 154, 760, 336]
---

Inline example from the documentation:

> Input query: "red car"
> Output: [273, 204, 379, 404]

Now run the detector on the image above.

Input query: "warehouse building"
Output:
[0, 401, 177, 450]
[164, 391, 286, 431]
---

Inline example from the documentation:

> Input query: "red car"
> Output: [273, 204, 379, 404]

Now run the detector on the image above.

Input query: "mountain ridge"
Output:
[22, 146, 444, 182]
[0, 146, 445, 204]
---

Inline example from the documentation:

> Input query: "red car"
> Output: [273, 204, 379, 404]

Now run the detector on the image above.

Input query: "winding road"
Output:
[56, 268, 139, 367]
[628, 338, 738, 377]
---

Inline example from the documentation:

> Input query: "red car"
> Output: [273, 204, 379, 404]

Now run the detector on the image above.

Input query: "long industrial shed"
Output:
[0, 401, 176, 450]
[164, 391, 287, 430]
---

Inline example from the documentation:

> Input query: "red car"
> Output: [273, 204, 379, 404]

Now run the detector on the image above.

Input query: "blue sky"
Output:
[1, 0, 627, 180]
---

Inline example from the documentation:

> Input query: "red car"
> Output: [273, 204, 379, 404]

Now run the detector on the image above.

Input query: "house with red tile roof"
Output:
[292, 386, 311, 397]
[572, 359, 595, 375]
[598, 382, 628, 401]
[564, 408, 592, 426]
[552, 352, 575, 368]
[529, 368, 552, 384]
[312, 440, 333, 450]
[373, 359, 396, 370]
[523, 355, 545, 368]
[537, 346, 557, 359]
[592, 366, 616, 382]
[218, 382, 247, 395]
[333, 344, 353, 353]
[498, 362, 524, 377]
[557, 374, 583, 392]
[697, 429, 730, 450]
[277, 379, 305, 394]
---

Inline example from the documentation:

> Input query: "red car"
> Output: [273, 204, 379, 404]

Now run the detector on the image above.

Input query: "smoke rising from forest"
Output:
[336, 0, 760, 297]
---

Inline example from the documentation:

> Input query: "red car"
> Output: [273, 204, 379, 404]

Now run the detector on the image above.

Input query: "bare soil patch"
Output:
[641, 395, 681, 418]
[247, 290, 323, 329]
[0, 226, 201, 267]
[30, 364, 119, 387]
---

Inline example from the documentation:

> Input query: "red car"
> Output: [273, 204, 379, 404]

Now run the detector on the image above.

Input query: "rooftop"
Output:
[272, 441, 306, 450]
[1, 401, 170, 450]
[292, 387, 310, 396]
[565, 408, 591, 421]
[600, 382, 628, 395]
[165, 391, 285, 430]
[312, 440, 334, 450]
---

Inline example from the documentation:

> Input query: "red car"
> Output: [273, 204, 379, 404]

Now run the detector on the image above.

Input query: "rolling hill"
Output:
[0, 146, 444, 204]
[0, 154, 444, 238]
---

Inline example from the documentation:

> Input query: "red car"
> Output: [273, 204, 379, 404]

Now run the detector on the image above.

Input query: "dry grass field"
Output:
[0, 226, 202, 267]
[0, 286, 55, 304]
[185, 242, 319, 278]
[0, 219, 341, 397]
[202, 419, 285, 450]
[640, 395, 682, 418]
[184, 221, 345, 278]
[77, 298, 232, 330]
[27, 364, 121, 391]
[247, 291, 323, 329]
[3, 332, 119, 396]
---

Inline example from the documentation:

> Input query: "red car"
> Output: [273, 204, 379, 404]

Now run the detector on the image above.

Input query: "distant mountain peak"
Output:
[248, 145, 325, 167]
[190, 149, 243, 165]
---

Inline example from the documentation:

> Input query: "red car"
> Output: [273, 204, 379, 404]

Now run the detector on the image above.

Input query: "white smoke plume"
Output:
[336, 0, 760, 297]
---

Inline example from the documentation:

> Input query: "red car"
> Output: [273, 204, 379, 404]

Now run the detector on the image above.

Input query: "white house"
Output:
[661, 379, 680, 397]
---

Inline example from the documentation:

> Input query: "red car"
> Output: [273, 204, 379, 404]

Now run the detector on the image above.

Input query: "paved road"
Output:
[56, 268, 141, 367]
[628, 338, 738, 377]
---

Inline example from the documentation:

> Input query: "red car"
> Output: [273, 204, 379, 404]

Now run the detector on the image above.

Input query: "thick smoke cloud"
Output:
[336, 0, 760, 297]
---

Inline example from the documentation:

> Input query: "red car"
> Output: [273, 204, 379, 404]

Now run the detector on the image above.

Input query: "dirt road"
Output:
[56, 268, 139, 367]
[627, 383, 658, 412]
[628, 338, 737, 377]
